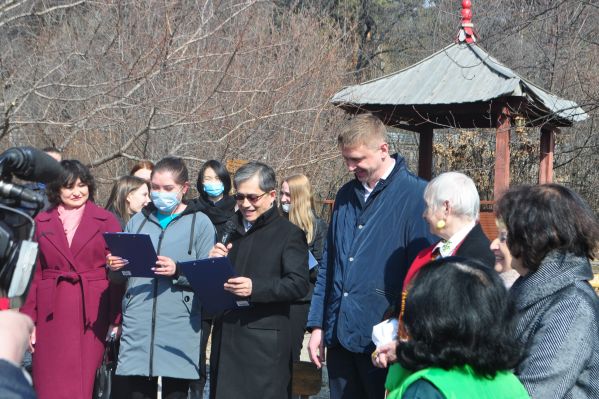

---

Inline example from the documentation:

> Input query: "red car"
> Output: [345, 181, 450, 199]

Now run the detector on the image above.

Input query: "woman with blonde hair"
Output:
[105, 175, 150, 229]
[280, 174, 327, 362]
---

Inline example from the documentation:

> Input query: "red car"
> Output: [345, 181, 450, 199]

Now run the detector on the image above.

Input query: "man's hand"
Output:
[372, 339, 398, 368]
[224, 276, 252, 297]
[0, 310, 34, 364]
[209, 243, 232, 258]
[308, 328, 326, 369]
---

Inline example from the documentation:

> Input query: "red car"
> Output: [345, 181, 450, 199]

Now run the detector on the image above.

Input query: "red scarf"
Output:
[397, 239, 466, 340]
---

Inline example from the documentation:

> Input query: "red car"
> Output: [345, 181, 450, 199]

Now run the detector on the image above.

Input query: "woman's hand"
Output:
[209, 243, 232, 258]
[106, 253, 128, 271]
[153, 256, 177, 276]
[372, 339, 398, 368]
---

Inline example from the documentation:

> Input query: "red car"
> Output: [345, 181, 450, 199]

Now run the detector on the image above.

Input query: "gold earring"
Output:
[436, 220, 446, 229]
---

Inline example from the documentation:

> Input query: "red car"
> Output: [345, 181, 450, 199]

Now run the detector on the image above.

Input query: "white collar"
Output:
[362, 159, 396, 199]
[433, 221, 476, 257]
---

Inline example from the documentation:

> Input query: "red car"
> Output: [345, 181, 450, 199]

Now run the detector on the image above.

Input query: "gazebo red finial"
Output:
[457, 0, 477, 44]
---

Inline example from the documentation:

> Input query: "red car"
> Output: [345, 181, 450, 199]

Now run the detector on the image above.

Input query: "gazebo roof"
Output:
[331, 42, 588, 128]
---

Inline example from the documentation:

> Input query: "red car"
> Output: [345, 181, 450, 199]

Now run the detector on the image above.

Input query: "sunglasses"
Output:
[234, 192, 268, 203]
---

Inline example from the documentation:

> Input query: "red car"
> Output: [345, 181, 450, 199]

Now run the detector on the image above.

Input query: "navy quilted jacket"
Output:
[307, 154, 435, 353]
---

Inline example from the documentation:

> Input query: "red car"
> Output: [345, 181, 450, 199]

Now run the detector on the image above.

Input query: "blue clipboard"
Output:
[103, 233, 157, 278]
[179, 257, 246, 315]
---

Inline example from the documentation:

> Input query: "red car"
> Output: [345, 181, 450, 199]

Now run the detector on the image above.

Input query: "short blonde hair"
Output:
[337, 113, 387, 149]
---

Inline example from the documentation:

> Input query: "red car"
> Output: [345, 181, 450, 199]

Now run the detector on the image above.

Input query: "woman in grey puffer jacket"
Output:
[108, 157, 215, 399]
[494, 184, 599, 399]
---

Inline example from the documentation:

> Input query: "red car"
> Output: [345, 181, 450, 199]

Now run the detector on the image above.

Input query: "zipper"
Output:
[149, 228, 165, 376]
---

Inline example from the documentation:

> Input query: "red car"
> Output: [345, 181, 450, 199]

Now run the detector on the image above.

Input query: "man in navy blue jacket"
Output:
[307, 113, 435, 398]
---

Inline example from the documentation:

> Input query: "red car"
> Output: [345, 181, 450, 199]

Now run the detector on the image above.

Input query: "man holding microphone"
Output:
[208, 162, 309, 399]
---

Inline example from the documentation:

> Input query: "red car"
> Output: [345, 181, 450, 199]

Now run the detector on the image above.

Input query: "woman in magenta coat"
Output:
[20, 160, 122, 399]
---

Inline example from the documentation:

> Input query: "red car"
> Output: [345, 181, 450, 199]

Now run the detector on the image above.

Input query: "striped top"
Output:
[510, 250, 599, 399]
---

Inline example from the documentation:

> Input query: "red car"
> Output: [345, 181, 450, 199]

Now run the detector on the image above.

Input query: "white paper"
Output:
[371, 318, 398, 347]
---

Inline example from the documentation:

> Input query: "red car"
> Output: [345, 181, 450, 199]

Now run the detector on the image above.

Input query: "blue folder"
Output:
[103, 233, 157, 278]
[179, 257, 245, 315]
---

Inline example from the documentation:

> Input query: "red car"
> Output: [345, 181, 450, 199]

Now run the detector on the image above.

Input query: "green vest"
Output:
[387, 364, 530, 399]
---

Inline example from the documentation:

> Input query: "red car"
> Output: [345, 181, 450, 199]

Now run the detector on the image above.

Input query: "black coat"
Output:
[210, 206, 309, 399]
[455, 223, 495, 268]
[191, 197, 236, 242]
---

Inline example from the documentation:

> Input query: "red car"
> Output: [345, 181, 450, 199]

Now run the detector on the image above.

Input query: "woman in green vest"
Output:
[384, 257, 529, 399]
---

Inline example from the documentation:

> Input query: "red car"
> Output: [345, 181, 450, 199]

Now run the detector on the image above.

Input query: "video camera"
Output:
[0, 147, 63, 308]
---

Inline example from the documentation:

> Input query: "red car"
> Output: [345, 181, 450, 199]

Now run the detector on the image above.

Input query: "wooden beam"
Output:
[418, 127, 433, 180]
[494, 105, 511, 200]
[539, 126, 556, 184]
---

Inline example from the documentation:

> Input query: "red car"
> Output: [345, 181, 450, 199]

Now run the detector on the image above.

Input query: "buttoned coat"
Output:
[307, 154, 435, 354]
[210, 206, 309, 399]
[20, 201, 122, 399]
[403, 223, 495, 288]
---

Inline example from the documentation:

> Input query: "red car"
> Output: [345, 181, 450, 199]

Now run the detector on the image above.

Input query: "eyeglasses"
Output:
[234, 192, 268, 203]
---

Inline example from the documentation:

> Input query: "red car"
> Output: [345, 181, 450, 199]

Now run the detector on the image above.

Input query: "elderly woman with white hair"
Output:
[372, 171, 496, 371]
[401, 171, 495, 288]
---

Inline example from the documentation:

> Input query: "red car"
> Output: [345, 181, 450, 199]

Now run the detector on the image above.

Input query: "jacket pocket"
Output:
[36, 281, 54, 322]
[181, 291, 194, 314]
[122, 291, 134, 315]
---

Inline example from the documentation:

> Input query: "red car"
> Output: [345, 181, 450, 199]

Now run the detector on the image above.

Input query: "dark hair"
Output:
[46, 160, 96, 206]
[129, 160, 154, 176]
[495, 184, 599, 273]
[233, 162, 276, 192]
[196, 160, 232, 201]
[105, 176, 148, 225]
[152, 157, 189, 185]
[397, 257, 521, 377]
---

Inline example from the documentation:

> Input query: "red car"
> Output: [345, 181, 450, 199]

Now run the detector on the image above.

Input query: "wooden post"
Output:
[494, 105, 511, 200]
[539, 126, 556, 184]
[418, 127, 433, 181]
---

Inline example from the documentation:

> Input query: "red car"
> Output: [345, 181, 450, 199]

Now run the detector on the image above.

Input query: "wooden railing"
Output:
[316, 199, 500, 241]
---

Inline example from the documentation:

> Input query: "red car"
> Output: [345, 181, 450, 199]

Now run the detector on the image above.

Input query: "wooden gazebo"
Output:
[330, 0, 588, 213]
[330, 1, 588, 238]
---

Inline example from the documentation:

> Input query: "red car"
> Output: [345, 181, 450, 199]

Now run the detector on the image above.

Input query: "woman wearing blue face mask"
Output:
[194, 160, 236, 240]
[188, 160, 236, 399]
[107, 157, 216, 399]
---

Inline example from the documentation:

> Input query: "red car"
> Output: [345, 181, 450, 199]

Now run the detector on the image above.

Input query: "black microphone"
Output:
[0, 147, 63, 183]
[0, 181, 45, 204]
[220, 219, 237, 245]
